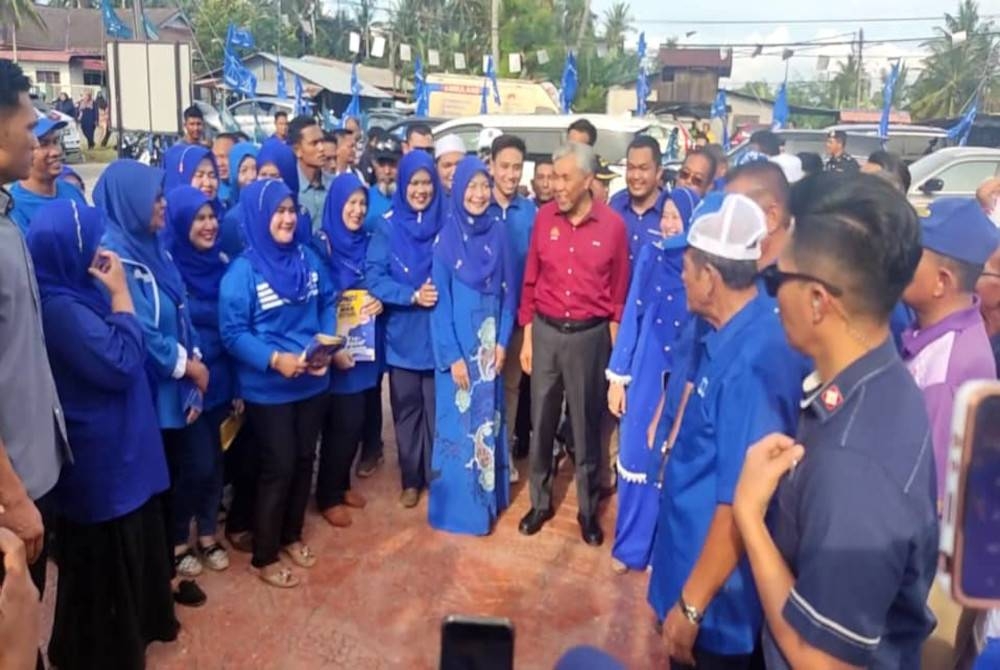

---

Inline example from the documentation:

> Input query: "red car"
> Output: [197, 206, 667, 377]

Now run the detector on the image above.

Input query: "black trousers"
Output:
[224, 423, 258, 536]
[528, 317, 610, 519]
[316, 392, 366, 510]
[360, 375, 384, 463]
[670, 650, 753, 670]
[514, 373, 532, 457]
[388, 368, 435, 491]
[81, 123, 95, 149]
[245, 394, 329, 568]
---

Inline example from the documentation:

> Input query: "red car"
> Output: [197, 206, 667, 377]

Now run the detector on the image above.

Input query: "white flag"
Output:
[428, 50, 440, 67]
[399, 44, 412, 62]
[371, 35, 386, 58]
[537, 49, 549, 65]
[509, 53, 522, 73]
[349, 32, 361, 54]
[454, 53, 466, 70]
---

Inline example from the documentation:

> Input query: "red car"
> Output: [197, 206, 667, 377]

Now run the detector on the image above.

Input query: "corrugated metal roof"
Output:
[240, 53, 391, 99]
[0, 7, 191, 53]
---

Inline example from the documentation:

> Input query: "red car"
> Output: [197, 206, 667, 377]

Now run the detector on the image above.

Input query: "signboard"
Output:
[106, 41, 192, 134]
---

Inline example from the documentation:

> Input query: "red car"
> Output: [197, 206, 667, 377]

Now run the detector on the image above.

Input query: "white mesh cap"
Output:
[687, 193, 767, 261]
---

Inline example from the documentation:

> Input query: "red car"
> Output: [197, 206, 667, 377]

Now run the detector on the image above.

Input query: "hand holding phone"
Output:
[440, 615, 514, 670]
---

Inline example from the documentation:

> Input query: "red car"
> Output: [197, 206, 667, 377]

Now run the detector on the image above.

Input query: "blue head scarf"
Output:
[435, 157, 515, 310]
[165, 186, 228, 301]
[321, 174, 370, 292]
[95, 160, 188, 306]
[226, 142, 258, 203]
[663, 186, 701, 235]
[26, 199, 108, 315]
[387, 151, 443, 288]
[257, 137, 311, 241]
[163, 143, 219, 198]
[240, 179, 312, 302]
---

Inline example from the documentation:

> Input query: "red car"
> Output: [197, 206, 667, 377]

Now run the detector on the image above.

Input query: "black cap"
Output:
[828, 130, 848, 143]
[373, 136, 403, 161]
[594, 156, 616, 182]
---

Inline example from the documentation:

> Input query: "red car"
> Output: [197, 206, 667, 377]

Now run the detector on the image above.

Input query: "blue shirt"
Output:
[648, 291, 806, 655]
[41, 297, 169, 523]
[365, 186, 393, 232]
[489, 194, 537, 308]
[763, 338, 938, 669]
[609, 188, 663, 266]
[298, 166, 331, 231]
[219, 249, 335, 405]
[188, 289, 236, 411]
[9, 180, 87, 234]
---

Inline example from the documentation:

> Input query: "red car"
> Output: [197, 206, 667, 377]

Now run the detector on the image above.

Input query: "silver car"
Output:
[227, 97, 311, 141]
[907, 147, 1000, 208]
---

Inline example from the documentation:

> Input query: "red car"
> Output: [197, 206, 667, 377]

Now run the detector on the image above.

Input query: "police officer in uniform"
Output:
[824, 130, 859, 173]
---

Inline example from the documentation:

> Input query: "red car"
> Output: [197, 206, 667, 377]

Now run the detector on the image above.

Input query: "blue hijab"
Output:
[435, 157, 514, 310]
[387, 151, 443, 288]
[257, 137, 311, 241]
[662, 186, 701, 236]
[226, 142, 258, 204]
[321, 174, 370, 292]
[163, 143, 219, 197]
[26, 199, 108, 315]
[240, 179, 312, 302]
[95, 160, 188, 306]
[166, 186, 227, 301]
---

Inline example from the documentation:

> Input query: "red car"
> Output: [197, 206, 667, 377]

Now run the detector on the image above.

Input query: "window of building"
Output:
[35, 70, 61, 85]
[83, 71, 103, 86]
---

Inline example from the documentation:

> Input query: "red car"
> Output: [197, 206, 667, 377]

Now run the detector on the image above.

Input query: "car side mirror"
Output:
[921, 177, 944, 194]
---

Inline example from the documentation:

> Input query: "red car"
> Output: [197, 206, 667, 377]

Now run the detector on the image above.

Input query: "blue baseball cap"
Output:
[918, 197, 1000, 266]
[662, 191, 726, 250]
[34, 115, 67, 139]
[554, 646, 625, 670]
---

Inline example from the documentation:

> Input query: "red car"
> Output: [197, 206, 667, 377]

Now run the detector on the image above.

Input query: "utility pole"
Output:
[855, 27, 864, 109]
[490, 0, 500, 70]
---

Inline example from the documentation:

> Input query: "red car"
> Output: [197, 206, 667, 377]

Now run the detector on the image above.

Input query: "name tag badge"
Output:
[697, 377, 709, 397]
[549, 226, 560, 241]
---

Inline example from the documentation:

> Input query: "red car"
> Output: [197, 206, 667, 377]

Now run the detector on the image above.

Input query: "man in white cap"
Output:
[647, 194, 805, 669]
[434, 133, 466, 194]
[477, 127, 503, 165]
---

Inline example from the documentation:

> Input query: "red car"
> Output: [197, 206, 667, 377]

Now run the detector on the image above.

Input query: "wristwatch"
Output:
[678, 594, 704, 625]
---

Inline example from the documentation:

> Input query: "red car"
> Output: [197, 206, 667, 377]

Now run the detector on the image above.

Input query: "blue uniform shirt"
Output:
[763, 337, 938, 669]
[648, 291, 806, 655]
[609, 188, 663, 266]
[488, 194, 537, 306]
[365, 186, 393, 232]
[9, 180, 87, 234]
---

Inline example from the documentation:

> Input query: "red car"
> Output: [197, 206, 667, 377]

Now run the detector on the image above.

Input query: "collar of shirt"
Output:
[801, 336, 898, 422]
[298, 165, 328, 191]
[0, 186, 11, 216]
[901, 299, 984, 360]
[699, 290, 768, 362]
[491, 193, 528, 215]
[610, 189, 662, 217]
[553, 202, 601, 228]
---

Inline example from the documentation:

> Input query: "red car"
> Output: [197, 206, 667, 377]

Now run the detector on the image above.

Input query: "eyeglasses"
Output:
[760, 264, 843, 298]
[982, 271, 1000, 280]
[677, 168, 705, 188]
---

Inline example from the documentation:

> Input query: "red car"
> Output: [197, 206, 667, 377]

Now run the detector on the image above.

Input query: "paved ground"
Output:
[70, 162, 108, 201]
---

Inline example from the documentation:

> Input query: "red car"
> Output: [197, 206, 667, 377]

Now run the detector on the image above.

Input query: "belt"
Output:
[537, 313, 607, 334]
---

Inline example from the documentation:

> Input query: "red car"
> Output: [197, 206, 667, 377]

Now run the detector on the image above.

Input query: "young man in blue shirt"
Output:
[9, 116, 86, 234]
[733, 172, 938, 669]
[609, 135, 664, 265]
[649, 194, 805, 669]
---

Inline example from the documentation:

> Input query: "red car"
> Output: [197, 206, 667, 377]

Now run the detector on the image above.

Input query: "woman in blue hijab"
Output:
[365, 150, 443, 509]
[219, 179, 336, 589]
[312, 174, 382, 529]
[606, 186, 701, 574]
[163, 143, 220, 202]
[428, 157, 516, 535]
[164, 185, 235, 574]
[226, 142, 258, 206]
[96, 160, 213, 602]
[26, 199, 179, 668]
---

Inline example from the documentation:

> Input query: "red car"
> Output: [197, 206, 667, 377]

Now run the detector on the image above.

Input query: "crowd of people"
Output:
[2, 56, 1000, 670]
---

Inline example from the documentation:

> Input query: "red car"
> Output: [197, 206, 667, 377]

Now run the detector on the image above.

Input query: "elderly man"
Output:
[518, 142, 629, 545]
[9, 116, 86, 234]
[364, 134, 403, 232]
[434, 134, 466, 194]
[648, 195, 805, 670]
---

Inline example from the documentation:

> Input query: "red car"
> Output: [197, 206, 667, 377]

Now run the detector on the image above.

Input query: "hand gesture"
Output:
[0, 528, 40, 670]
[451, 359, 471, 391]
[0, 495, 43, 564]
[608, 382, 626, 418]
[185, 358, 210, 395]
[415, 281, 438, 308]
[733, 433, 804, 525]
[88, 249, 128, 296]
[272, 353, 308, 379]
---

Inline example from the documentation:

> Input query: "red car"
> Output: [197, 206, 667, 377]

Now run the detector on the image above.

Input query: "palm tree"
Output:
[0, 0, 44, 29]
[602, 2, 633, 54]
[910, 0, 997, 119]
[830, 54, 864, 108]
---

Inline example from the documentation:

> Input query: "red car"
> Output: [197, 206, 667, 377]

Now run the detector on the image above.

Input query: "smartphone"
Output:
[91, 253, 111, 273]
[439, 615, 514, 670]
[941, 380, 1000, 608]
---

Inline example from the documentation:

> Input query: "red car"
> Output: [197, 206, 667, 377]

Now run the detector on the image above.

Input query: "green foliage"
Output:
[1, 0, 44, 29]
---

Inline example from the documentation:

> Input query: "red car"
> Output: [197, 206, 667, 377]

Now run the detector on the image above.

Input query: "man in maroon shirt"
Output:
[518, 142, 630, 546]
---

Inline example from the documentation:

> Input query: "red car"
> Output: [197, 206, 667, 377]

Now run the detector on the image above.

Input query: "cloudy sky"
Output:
[593, 0, 1000, 85]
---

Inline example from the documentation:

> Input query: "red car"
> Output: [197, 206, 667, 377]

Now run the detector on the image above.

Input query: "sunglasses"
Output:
[760, 264, 843, 298]
[982, 271, 1000, 279]
[677, 168, 705, 188]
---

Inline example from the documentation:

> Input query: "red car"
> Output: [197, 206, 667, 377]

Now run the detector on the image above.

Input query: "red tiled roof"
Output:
[0, 50, 78, 63]
[658, 47, 733, 74]
[840, 109, 912, 124]
[0, 7, 191, 53]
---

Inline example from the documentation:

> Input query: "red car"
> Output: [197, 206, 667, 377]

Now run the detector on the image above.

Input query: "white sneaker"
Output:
[200, 543, 230, 572]
[175, 550, 203, 578]
[510, 466, 520, 483]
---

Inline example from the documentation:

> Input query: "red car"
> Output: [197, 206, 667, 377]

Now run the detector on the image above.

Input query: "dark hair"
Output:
[938, 254, 983, 293]
[789, 172, 922, 319]
[748, 130, 781, 156]
[323, 131, 338, 143]
[704, 143, 728, 171]
[797, 152, 824, 177]
[183, 105, 204, 121]
[288, 115, 319, 146]
[406, 123, 433, 143]
[689, 248, 758, 290]
[0, 60, 31, 113]
[214, 132, 240, 144]
[492, 134, 526, 160]
[567, 119, 597, 146]
[683, 148, 718, 183]
[274, 110, 289, 122]
[627, 135, 662, 166]
[866, 150, 912, 192]
[534, 156, 553, 168]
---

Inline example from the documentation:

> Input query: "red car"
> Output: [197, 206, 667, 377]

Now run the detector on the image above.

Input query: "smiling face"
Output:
[405, 168, 434, 211]
[268, 196, 298, 245]
[191, 158, 219, 199]
[237, 156, 257, 188]
[436, 152, 463, 192]
[552, 155, 592, 214]
[626, 146, 660, 202]
[464, 172, 492, 216]
[342, 190, 367, 231]
[188, 203, 219, 251]
[660, 199, 683, 237]
[492, 147, 524, 200]
[30, 130, 64, 182]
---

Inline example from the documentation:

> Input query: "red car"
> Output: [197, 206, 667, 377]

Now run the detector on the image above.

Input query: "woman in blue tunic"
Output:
[163, 143, 220, 203]
[26, 200, 179, 669]
[165, 185, 236, 572]
[428, 157, 516, 535]
[606, 186, 700, 574]
[365, 151, 443, 509]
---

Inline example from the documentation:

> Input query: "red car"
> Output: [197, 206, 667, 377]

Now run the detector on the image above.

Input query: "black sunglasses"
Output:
[982, 271, 1000, 280]
[677, 168, 706, 188]
[760, 264, 843, 298]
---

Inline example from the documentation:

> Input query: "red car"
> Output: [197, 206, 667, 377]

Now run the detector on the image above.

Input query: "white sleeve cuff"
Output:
[605, 370, 632, 386]
[192, 347, 203, 361]
[172, 345, 188, 379]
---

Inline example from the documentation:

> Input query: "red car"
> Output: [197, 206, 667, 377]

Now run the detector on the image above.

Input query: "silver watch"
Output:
[678, 594, 704, 624]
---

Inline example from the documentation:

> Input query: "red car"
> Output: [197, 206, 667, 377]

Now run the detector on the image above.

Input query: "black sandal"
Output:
[173, 579, 207, 608]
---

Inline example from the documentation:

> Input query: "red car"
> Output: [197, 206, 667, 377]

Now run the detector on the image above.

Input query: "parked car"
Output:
[907, 147, 1000, 208]
[226, 97, 312, 140]
[32, 101, 83, 162]
[386, 116, 446, 142]
[726, 129, 885, 166]
[823, 123, 950, 163]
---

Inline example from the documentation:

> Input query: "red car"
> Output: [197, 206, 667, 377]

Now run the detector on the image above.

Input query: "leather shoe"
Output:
[518, 508, 554, 536]
[577, 514, 604, 547]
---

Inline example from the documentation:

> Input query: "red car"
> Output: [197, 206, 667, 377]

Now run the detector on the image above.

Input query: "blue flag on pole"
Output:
[486, 55, 501, 106]
[224, 49, 256, 97]
[142, 12, 159, 40]
[294, 75, 305, 114]
[948, 97, 978, 146]
[772, 82, 789, 130]
[636, 32, 650, 116]
[414, 57, 429, 117]
[342, 62, 361, 126]
[560, 52, 578, 114]
[226, 23, 255, 50]
[480, 81, 489, 114]
[100, 0, 133, 39]
[710, 90, 730, 150]
[879, 61, 901, 142]
[277, 57, 288, 99]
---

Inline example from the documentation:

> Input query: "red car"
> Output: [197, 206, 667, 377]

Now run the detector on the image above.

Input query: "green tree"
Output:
[601, 2, 633, 54]
[910, 0, 997, 119]
[737, 81, 773, 101]
[0, 0, 44, 29]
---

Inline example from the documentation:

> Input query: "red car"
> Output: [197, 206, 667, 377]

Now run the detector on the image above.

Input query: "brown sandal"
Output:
[281, 543, 317, 568]
[257, 565, 299, 589]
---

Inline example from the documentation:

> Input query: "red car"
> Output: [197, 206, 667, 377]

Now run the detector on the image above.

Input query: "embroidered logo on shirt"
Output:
[549, 226, 560, 241]
[592, 240, 602, 247]
[697, 377, 709, 397]
[821, 385, 843, 411]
